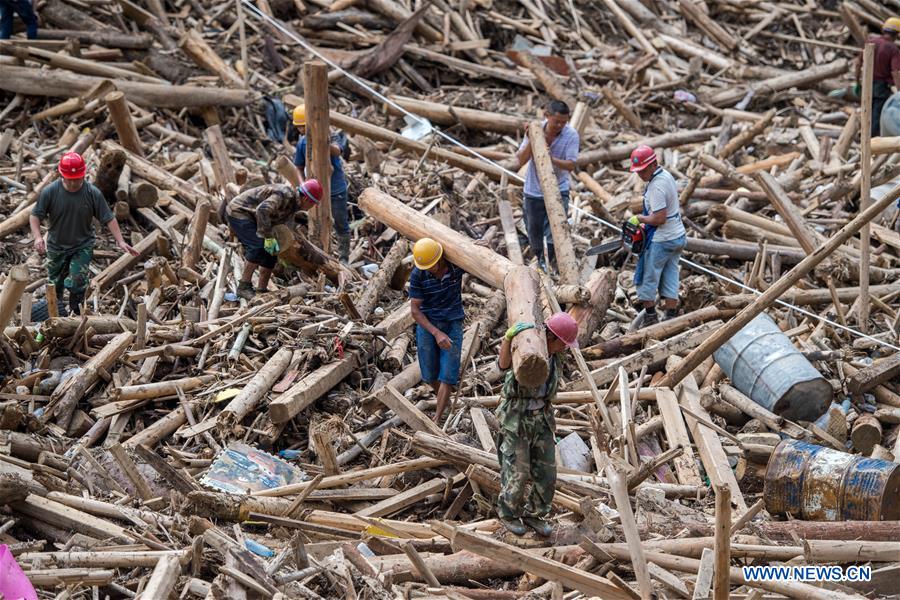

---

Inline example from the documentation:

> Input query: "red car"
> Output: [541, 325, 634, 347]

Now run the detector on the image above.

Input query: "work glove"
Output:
[628, 215, 640, 226]
[264, 238, 280, 255]
[505, 322, 535, 341]
[852, 83, 861, 97]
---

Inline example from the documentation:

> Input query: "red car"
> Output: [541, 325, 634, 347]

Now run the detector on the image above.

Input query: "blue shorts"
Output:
[416, 319, 464, 386]
[635, 235, 686, 302]
[228, 216, 277, 269]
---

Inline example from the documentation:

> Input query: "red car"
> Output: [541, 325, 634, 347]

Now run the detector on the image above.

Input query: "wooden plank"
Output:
[655, 388, 703, 487]
[304, 60, 332, 251]
[678, 376, 747, 514]
[108, 443, 154, 501]
[356, 474, 463, 518]
[432, 522, 633, 600]
[606, 464, 653, 600]
[269, 353, 360, 424]
[470, 407, 496, 453]
[376, 384, 447, 438]
[12, 494, 131, 542]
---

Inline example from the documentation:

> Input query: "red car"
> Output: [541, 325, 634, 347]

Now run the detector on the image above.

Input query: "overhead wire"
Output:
[242, 1, 899, 353]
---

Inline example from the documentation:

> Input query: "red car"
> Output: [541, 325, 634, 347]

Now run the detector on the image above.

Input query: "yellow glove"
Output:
[628, 215, 640, 226]
[264, 238, 280, 255]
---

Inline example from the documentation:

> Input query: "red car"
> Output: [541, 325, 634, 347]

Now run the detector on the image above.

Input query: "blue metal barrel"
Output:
[713, 313, 831, 422]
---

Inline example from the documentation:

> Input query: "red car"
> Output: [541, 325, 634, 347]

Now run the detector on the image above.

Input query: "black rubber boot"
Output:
[642, 308, 659, 327]
[237, 281, 255, 300]
[522, 517, 554, 537]
[500, 517, 528, 536]
[68, 292, 84, 316]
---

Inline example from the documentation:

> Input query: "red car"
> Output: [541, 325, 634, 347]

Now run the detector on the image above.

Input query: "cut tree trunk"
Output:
[567, 268, 616, 347]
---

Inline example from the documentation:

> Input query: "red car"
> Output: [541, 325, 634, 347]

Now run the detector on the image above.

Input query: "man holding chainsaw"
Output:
[628, 145, 686, 326]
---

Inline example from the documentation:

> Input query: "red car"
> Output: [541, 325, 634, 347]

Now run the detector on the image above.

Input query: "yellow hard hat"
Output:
[884, 17, 900, 33]
[292, 105, 306, 126]
[413, 238, 443, 269]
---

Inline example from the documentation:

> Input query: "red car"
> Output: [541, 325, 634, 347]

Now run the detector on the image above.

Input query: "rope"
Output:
[243, 1, 899, 352]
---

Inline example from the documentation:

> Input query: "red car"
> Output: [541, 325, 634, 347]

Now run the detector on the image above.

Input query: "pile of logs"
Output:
[0, 0, 899, 597]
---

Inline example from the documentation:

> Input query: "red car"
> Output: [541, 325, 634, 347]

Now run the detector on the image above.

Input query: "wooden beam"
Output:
[0, 265, 28, 333]
[606, 465, 653, 600]
[358, 188, 546, 387]
[655, 388, 703, 486]
[504, 266, 550, 388]
[104, 91, 143, 156]
[859, 43, 874, 333]
[269, 352, 359, 424]
[678, 372, 747, 514]
[527, 121, 579, 285]
[375, 384, 446, 437]
[304, 60, 333, 252]
[356, 474, 462, 518]
[432, 523, 633, 600]
[713, 485, 731, 600]
[140, 554, 182, 599]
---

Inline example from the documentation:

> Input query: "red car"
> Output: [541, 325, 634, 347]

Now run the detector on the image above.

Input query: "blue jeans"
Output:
[523, 191, 569, 265]
[228, 216, 277, 269]
[416, 319, 464, 386]
[634, 235, 686, 302]
[0, 0, 38, 39]
[331, 189, 349, 235]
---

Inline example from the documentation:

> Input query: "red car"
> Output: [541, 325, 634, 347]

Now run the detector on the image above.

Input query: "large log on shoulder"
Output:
[359, 188, 549, 387]
[503, 267, 550, 388]
[0, 66, 253, 108]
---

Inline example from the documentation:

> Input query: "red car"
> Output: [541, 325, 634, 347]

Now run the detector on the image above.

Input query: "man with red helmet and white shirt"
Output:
[627, 145, 686, 327]
[30, 152, 137, 315]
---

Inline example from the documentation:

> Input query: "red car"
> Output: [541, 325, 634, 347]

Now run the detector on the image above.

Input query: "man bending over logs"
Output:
[225, 180, 323, 299]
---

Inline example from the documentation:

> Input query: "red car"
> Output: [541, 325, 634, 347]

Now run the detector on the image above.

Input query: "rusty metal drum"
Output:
[764, 439, 900, 521]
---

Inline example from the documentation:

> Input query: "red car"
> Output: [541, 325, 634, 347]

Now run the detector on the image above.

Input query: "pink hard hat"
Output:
[546, 312, 579, 348]
[629, 144, 657, 172]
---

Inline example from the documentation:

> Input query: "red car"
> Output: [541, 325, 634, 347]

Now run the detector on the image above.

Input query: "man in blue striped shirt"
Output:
[408, 238, 465, 424]
[516, 100, 580, 273]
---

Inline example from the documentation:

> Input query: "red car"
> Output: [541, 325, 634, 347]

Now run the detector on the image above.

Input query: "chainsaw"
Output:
[585, 220, 647, 256]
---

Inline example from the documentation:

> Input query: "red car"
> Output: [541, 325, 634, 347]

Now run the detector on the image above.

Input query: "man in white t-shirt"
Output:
[627, 145, 686, 326]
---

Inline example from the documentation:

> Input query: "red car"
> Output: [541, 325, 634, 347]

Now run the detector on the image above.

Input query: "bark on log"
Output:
[331, 111, 506, 180]
[356, 240, 408, 320]
[36, 28, 153, 49]
[304, 61, 333, 251]
[104, 91, 144, 157]
[708, 60, 849, 107]
[388, 96, 528, 135]
[0, 66, 254, 108]
[528, 121, 579, 285]
[583, 306, 733, 359]
[178, 29, 243, 87]
[273, 225, 356, 283]
[659, 180, 900, 388]
[578, 128, 721, 167]
[503, 266, 550, 389]
[183, 201, 211, 272]
[516, 53, 577, 108]
[0, 266, 29, 333]
[47, 332, 134, 432]
[219, 348, 293, 432]
[568, 268, 616, 348]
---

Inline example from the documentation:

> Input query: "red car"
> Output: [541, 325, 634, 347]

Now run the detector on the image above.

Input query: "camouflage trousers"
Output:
[495, 408, 556, 520]
[47, 245, 93, 299]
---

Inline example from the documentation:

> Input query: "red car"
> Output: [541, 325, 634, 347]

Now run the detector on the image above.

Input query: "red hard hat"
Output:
[629, 144, 657, 173]
[546, 312, 579, 348]
[299, 179, 323, 204]
[58, 152, 86, 179]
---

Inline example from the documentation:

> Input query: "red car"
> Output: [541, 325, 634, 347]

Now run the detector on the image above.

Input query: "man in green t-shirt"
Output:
[29, 152, 138, 315]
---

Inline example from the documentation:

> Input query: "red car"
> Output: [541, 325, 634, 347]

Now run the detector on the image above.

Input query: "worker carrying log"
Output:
[409, 237, 467, 424]
[515, 100, 579, 273]
[0, 0, 38, 39]
[496, 312, 578, 537]
[225, 180, 323, 299]
[856, 17, 900, 136]
[628, 145, 686, 327]
[292, 104, 353, 263]
[29, 152, 138, 315]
